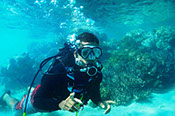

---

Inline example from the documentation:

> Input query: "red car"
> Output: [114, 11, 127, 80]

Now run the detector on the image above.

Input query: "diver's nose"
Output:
[88, 52, 95, 60]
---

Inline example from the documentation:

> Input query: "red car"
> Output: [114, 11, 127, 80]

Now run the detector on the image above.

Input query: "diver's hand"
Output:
[99, 100, 117, 114]
[58, 92, 83, 112]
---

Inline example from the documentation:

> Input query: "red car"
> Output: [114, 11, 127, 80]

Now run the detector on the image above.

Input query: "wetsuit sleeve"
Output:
[33, 95, 62, 111]
[88, 73, 103, 105]
[33, 62, 67, 112]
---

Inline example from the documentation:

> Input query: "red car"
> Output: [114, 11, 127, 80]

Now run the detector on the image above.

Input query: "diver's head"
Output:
[73, 32, 102, 67]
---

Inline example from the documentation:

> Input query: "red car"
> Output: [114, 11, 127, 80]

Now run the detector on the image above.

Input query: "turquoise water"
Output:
[0, 0, 175, 116]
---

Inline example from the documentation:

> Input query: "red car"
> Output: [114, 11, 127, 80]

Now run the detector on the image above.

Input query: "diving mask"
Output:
[77, 45, 102, 60]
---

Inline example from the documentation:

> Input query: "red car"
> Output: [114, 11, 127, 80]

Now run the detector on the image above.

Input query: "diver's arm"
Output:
[88, 73, 103, 105]
[89, 84, 102, 105]
[33, 62, 66, 111]
[32, 74, 66, 111]
[33, 97, 62, 111]
[89, 73, 116, 114]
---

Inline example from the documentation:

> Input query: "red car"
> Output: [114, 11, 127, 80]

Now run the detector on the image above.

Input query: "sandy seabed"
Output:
[1, 88, 175, 116]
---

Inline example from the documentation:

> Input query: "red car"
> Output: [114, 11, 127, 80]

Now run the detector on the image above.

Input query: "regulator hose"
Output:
[23, 55, 58, 116]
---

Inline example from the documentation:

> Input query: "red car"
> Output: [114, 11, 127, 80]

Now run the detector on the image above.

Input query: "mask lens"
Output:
[81, 48, 91, 58]
[93, 48, 102, 58]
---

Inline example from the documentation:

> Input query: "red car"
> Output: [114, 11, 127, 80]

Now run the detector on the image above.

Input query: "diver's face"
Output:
[74, 41, 102, 67]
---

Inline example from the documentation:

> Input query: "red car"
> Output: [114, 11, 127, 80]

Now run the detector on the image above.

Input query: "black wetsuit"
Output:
[32, 52, 103, 112]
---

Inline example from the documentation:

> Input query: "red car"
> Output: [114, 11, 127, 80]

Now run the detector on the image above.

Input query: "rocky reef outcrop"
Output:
[101, 26, 175, 105]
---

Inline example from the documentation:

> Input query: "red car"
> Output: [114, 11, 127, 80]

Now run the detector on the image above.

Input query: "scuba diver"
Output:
[0, 32, 116, 116]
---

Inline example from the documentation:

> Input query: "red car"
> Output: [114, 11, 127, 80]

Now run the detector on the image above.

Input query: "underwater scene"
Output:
[0, 0, 175, 116]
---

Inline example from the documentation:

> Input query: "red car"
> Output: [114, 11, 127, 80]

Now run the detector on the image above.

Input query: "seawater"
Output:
[0, 0, 175, 116]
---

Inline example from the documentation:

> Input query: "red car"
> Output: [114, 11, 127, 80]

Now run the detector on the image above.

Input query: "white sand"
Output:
[0, 88, 175, 116]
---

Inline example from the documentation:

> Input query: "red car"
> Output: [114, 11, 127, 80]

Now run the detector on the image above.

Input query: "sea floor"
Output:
[0, 88, 175, 116]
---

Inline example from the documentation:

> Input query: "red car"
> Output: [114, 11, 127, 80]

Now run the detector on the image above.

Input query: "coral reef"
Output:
[101, 26, 175, 105]
[0, 53, 38, 90]
[0, 39, 65, 90]
[0, 40, 60, 90]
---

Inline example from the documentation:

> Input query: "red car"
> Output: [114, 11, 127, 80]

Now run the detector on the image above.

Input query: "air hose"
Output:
[23, 55, 58, 116]
[75, 95, 84, 116]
